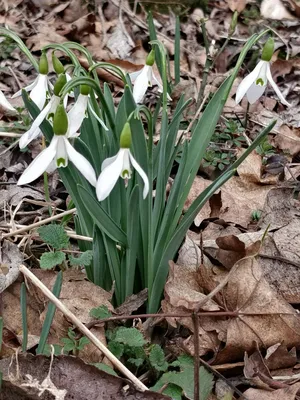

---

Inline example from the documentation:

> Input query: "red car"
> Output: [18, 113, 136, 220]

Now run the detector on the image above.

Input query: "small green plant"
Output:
[251, 209, 262, 221]
[203, 119, 247, 171]
[37, 223, 93, 270]
[256, 137, 276, 158]
[102, 322, 214, 399]
[61, 328, 90, 355]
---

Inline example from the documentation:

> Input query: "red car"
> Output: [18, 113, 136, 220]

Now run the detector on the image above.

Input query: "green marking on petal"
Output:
[56, 158, 66, 167]
[121, 169, 130, 179]
[256, 78, 264, 86]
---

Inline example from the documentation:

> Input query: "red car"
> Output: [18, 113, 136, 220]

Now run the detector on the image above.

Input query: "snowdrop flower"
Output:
[67, 85, 108, 138]
[19, 74, 67, 149]
[96, 122, 149, 201]
[236, 38, 291, 106]
[18, 103, 96, 187]
[0, 89, 16, 112]
[12, 53, 50, 110]
[129, 49, 171, 104]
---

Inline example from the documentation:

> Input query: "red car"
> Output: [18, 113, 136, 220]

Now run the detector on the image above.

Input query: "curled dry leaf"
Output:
[214, 256, 300, 363]
[226, 0, 247, 13]
[187, 151, 274, 227]
[274, 125, 300, 156]
[0, 353, 169, 400]
[0, 240, 22, 294]
[243, 381, 300, 400]
[244, 347, 274, 390]
[265, 343, 297, 370]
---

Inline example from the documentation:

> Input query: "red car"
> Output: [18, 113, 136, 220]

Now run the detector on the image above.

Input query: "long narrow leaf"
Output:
[77, 185, 127, 246]
[36, 271, 63, 354]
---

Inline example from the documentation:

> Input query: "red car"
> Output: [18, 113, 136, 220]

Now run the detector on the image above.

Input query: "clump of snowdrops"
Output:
[0, 24, 282, 312]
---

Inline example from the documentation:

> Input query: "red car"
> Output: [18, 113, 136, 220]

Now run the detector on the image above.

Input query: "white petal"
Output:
[0, 90, 16, 112]
[64, 138, 97, 187]
[121, 150, 131, 179]
[96, 149, 125, 201]
[101, 154, 118, 170]
[129, 152, 149, 199]
[67, 94, 89, 137]
[30, 74, 48, 110]
[17, 136, 58, 185]
[151, 73, 172, 101]
[55, 136, 68, 168]
[236, 60, 266, 104]
[87, 102, 109, 132]
[132, 65, 151, 104]
[66, 73, 74, 98]
[12, 76, 39, 98]
[266, 63, 291, 107]
[246, 82, 267, 104]
[129, 69, 142, 83]
[19, 100, 53, 149]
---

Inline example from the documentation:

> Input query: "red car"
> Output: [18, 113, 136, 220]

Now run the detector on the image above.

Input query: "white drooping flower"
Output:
[0, 89, 16, 112]
[12, 53, 50, 110]
[236, 38, 291, 106]
[18, 104, 96, 187]
[96, 122, 149, 201]
[19, 74, 67, 149]
[129, 49, 171, 104]
[67, 85, 108, 138]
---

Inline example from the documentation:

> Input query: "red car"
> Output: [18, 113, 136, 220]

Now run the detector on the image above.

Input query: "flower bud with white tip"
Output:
[18, 103, 97, 187]
[12, 52, 51, 110]
[96, 122, 149, 201]
[236, 38, 291, 106]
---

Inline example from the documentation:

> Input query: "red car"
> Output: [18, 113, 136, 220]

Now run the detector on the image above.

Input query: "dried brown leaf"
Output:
[0, 353, 169, 399]
[243, 381, 300, 400]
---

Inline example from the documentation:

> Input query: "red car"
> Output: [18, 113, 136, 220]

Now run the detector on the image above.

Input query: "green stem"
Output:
[196, 19, 212, 108]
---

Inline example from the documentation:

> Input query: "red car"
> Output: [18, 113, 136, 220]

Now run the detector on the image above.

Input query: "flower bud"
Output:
[53, 103, 68, 136]
[80, 85, 90, 96]
[146, 49, 155, 66]
[52, 53, 64, 74]
[229, 11, 238, 36]
[39, 52, 49, 75]
[53, 73, 67, 96]
[261, 38, 274, 62]
[120, 122, 131, 148]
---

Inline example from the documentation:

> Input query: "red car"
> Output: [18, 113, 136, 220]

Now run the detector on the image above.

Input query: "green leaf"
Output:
[149, 344, 168, 372]
[61, 337, 76, 352]
[93, 363, 118, 376]
[159, 355, 214, 400]
[36, 271, 63, 354]
[114, 327, 146, 347]
[68, 250, 93, 266]
[108, 341, 124, 359]
[38, 224, 69, 250]
[151, 380, 182, 400]
[77, 185, 127, 246]
[128, 357, 144, 367]
[78, 336, 90, 350]
[40, 251, 66, 270]
[40, 344, 62, 356]
[89, 305, 112, 320]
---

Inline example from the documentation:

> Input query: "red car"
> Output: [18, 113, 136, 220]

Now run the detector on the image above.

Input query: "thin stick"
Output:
[19, 264, 148, 392]
[2, 208, 76, 239]
[0, 132, 22, 138]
